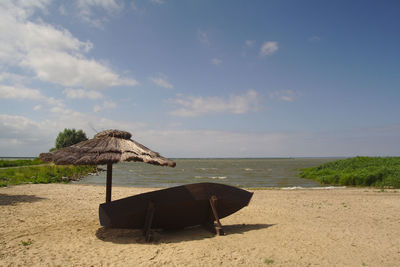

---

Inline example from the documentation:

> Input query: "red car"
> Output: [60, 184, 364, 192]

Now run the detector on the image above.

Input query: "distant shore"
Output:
[1, 184, 399, 266]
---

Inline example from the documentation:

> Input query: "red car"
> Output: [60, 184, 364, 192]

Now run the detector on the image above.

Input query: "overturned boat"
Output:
[99, 182, 253, 240]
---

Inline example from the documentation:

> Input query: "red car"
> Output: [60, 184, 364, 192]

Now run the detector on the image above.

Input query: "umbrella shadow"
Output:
[223, 223, 275, 234]
[95, 223, 274, 244]
[0, 193, 46, 206]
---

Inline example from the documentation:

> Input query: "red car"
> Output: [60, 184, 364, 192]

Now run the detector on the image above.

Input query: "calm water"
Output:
[76, 158, 340, 188]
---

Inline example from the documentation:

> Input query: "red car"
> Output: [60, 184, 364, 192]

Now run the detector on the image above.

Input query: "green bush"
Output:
[0, 165, 97, 187]
[0, 158, 42, 168]
[299, 156, 400, 188]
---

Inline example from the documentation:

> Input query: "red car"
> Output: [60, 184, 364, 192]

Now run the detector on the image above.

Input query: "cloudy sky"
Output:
[1, 0, 399, 157]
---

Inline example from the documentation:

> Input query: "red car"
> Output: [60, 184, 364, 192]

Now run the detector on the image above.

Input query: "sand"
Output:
[0, 184, 399, 266]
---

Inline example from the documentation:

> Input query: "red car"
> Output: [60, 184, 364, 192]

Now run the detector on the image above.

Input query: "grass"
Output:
[21, 239, 33, 246]
[0, 158, 43, 168]
[299, 156, 400, 188]
[264, 258, 274, 265]
[0, 164, 98, 187]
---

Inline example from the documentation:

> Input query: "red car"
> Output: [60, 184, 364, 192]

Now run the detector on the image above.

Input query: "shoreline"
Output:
[1, 184, 399, 266]
[71, 181, 385, 191]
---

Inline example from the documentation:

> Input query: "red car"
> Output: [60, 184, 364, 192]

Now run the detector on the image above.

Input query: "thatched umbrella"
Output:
[39, 129, 176, 203]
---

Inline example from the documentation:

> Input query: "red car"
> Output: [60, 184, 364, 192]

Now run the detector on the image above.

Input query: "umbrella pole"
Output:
[106, 163, 113, 203]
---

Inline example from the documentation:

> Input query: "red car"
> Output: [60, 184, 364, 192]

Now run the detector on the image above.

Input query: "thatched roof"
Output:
[39, 129, 176, 167]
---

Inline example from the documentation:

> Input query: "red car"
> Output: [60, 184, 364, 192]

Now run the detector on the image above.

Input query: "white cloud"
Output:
[0, 114, 46, 137]
[0, 85, 42, 100]
[269, 90, 296, 102]
[0, 72, 31, 84]
[139, 129, 293, 158]
[211, 58, 222, 65]
[50, 105, 82, 116]
[93, 100, 117, 112]
[75, 0, 123, 28]
[140, 126, 400, 158]
[0, 111, 80, 155]
[76, 0, 123, 12]
[0, 1, 138, 90]
[0, 0, 51, 19]
[260, 41, 278, 57]
[0, 111, 148, 156]
[0, 114, 58, 155]
[103, 100, 116, 109]
[33, 105, 42, 111]
[308, 35, 321, 42]
[59, 4, 67, 15]
[21, 48, 138, 90]
[245, 40, 255, 47]
[198, 30, 210, 46]
[149, 74, 173, 89]
[0, 10, 93, 64]
[93, 105, 101, 112]
[149, 0, 165, 5]
[0, 84, 64, 107]
[63, 88, 104, 99]
[169, 90, 259, 117]
[1, 110, 400, 157]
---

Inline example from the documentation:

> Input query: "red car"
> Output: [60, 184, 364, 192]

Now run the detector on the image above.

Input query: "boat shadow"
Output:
[0, 193, 46, 206]
[95, 223, 274, 244]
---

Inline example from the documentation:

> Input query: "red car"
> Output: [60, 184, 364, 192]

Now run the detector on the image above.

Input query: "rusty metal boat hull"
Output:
[99, 182, 253, 229]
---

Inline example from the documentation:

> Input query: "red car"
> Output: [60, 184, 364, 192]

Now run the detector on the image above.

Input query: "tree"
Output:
[52, 128, 88, 150]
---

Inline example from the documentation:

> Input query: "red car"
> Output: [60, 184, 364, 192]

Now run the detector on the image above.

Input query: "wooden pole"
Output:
[106, 163, 113, 203]
[209, 195, 225, 235]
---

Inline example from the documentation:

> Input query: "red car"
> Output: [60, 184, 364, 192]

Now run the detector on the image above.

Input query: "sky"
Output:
[0, 0, 399, 158]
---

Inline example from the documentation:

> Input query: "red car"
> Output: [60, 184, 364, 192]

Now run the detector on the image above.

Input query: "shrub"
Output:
[0, 158, 42, 168]
[299, 156, 400, 188]
[0, 165, 97, 187]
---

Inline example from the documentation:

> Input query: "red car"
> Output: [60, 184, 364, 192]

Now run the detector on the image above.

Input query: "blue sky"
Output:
[0, 0, 399, 157]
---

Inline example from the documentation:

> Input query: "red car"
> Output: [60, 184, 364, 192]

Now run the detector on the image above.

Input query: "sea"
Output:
[73, 158, 341, 188]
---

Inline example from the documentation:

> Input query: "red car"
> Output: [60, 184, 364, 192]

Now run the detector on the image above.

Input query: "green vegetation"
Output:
[51, 128, 88, 151]
[0, 164, 97, 187]
[21, 239, 33, 247]
[0, 158, 43, 168]
[299, 156, 400, 188]
[264, 258, 274, 265]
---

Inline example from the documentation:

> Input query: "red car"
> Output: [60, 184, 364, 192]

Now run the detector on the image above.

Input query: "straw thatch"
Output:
[39, 129, 176, 167]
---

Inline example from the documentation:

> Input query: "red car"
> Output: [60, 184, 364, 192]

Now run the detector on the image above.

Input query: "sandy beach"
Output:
[1, 184, 399, 266]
